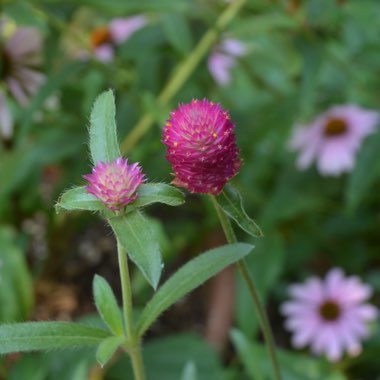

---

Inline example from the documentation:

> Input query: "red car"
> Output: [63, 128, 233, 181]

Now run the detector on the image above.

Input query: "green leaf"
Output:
[181, 362, 198, 380]
[0, 322, 110, 354]
[55, 186, 105, 213]
[161, 12, 193, 55]
[0, 227, 33, 322]
[231, 329, 348, 380]
[216, 184, 263, 238]
[132, 183, 185, 209]
[108, 210, 162, 289]
[89, 90, 120, 164]
[346, 130, 380, 211]
[107, 333, 224, 380]
[96, 336, 124, 368]
[136, 243, 253, 336]
[93, 275, 124, 336]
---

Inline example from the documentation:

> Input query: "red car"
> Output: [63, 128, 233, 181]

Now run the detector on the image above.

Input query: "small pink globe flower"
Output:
[281, 268, 378, 362]
[289, 104, 379, 176]
[162, 99, 241, 195]
[83, 158, 144, 211]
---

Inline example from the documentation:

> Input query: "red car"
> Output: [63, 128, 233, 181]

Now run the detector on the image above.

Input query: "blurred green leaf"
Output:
[93, 275, 124, 336]
[136, 243, 254, 336]
[181, 361, 198, 380]
[96, 336, 124, 368]
[0, 227, 33, 322]
[89, 90, 121, 164]
[161, 12, 193, 55]
[108, 210, 162, 290]
[0, 322, 110, 354]
[108, 334, 224, 380]
[346, 130, 380, 211]
[216, 184, 263, 237]
[231, 329, 348, 380]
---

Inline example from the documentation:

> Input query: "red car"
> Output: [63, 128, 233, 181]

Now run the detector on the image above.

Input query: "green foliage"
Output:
[0, 227, 33, 322]
[136, 243, 253, 336]
[108, 210, 162, 289]
[96, 336, 124, 367]
[93, 275, 124, 336]
[231, 329, 347, 380]
[107, 334, 224, 380]
[216, 184, 263, 237]
[0, 322, 110, 354]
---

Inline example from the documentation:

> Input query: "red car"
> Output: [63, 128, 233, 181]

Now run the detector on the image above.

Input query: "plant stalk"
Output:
[210, 196, 282, 380]
[121, 0, 247, 153]
[117, 239, 146, 380]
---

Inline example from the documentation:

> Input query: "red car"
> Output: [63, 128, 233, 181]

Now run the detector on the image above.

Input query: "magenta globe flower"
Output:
[163, 99, 241, 195]
[289, 104, 379, 176]
[281, 268, 378, 362]
[83, 158, 144, 211]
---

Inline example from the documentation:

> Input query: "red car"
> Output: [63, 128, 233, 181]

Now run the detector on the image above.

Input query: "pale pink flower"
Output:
[90, 16, 147, 63]
[83, 158, 145, 211]
[281, 268, 378, 362]
[208, 38, 246, 86]
[289, 105, 379, 176]
[0, 21, 45, 137]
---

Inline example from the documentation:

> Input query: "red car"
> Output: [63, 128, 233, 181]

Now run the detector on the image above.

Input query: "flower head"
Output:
[281, 268, 378, 362]
[0, 20, 45, 138]
[163, 99, 241, 195]
[208, 38, 246, 86]
[83, 158, 144, 211]
[289, 105, 379, 176]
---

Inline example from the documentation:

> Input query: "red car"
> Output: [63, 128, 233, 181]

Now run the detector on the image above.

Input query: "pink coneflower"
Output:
[208, 38, 246, 86]
[289, 105, 379, 176]
[83, 158, 145, 211]
[281, 268, 378, 362]
[0, 21, 45, 138]
[89, 16, 147, 63]
[162, 99, 241, 195]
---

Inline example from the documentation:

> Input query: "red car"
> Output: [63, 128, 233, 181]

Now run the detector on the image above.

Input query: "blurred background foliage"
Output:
[1, 0, 380, 379]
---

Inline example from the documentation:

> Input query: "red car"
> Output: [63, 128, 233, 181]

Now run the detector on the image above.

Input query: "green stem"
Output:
[121, 0, 247, 153]
[210, 196, 282, 380]
[117, 239, 146, 380]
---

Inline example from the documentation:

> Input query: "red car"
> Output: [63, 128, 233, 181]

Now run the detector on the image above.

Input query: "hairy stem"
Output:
[121, 0, 247, 153]
[117, 239, 146, 380]
[210, 196, 282, 380]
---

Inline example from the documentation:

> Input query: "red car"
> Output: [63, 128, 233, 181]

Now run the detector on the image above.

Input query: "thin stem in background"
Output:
[116, 239, 146, 380]
[120, 0, 247, 154]
[210, 196, 283, 380]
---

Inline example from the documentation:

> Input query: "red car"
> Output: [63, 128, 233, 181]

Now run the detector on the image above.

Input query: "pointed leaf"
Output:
[181, 361, 198, 380]
[136, 243, 254, 336]
[55, 186, 105, 213]
[108, 210, 162, 289]
[216, 184, 263, 237]
[93, 275, 124, 336]
[96, 336, 124, 367]
[0, 322, 110, 354]
[89, 90, 120, 164]
[132, 183, 185, 209]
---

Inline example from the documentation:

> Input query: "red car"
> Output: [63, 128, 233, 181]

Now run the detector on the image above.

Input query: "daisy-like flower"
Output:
[281, 268, 378, 362]
[162, 99, 241, 195]
[0, 20, 45, 138]
[89, 16, 147, 63]
[208, 38, 246, 86]
[83, 158, 145, 211]
[289, 104, 379, 176]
